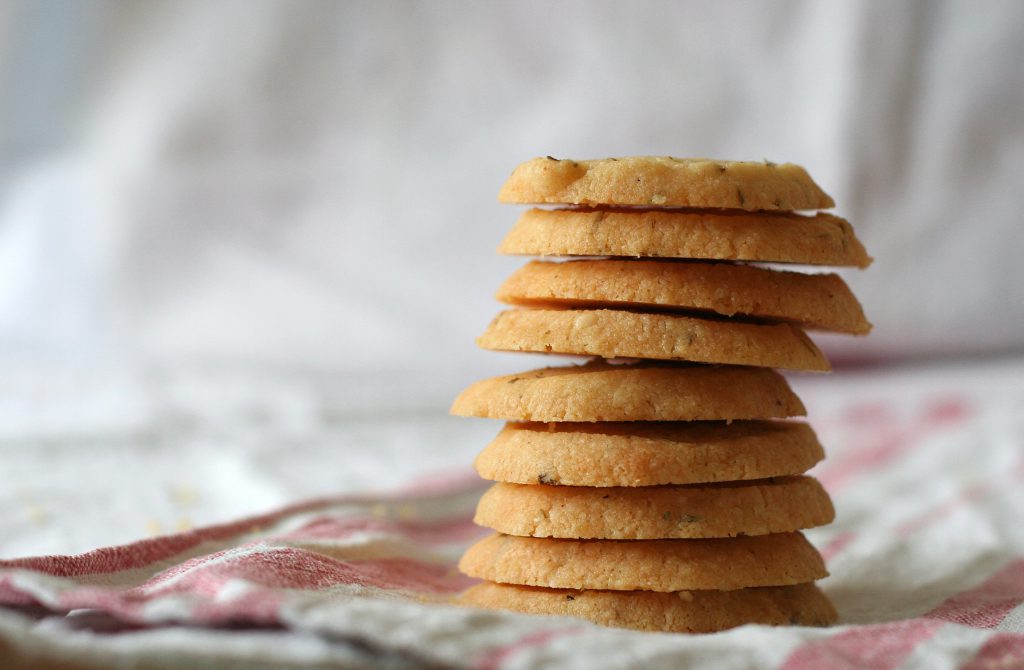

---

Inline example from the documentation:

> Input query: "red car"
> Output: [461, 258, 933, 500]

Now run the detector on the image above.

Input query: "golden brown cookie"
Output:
[498, 208, 872, 268]
[460, 582, 837, 633]
[475, 420, 823, 486]
[496, 260, 871, 335]
[474, 476, 834, 539]
[449, 360, 806, 422]
[477, 308, 831, 371]
[498, 156, 835, 211]
[459, 532, 827, 591]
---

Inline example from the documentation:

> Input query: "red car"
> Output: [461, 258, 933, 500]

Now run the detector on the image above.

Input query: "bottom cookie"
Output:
[460, 581, 837, 633]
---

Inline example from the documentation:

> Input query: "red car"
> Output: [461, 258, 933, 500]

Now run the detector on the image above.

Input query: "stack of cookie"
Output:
[452, 157, 871, 633]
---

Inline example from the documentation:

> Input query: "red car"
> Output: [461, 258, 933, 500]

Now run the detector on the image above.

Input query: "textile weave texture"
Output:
[1, 362, 1023, 669]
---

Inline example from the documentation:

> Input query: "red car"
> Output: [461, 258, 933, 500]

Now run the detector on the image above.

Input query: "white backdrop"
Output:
[1, 0, 1022, 387]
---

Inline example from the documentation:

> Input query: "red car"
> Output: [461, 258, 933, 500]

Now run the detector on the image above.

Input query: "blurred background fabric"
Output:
[2, 0, 1022, 377]
[0, 0, 1023, 553]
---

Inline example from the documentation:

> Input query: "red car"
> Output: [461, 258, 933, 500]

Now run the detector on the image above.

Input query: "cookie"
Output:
[474, 476, 834, 539]
[474, 420, 823, 486]
[496, 260, 871, 335]
[449, 360, 806, 422]
[460, 582, 837, 633]
[459, 532, 827, 591]
[498, 208, 872, 268]
[477, 308, 831, 371]
[497, 156, 835, 211]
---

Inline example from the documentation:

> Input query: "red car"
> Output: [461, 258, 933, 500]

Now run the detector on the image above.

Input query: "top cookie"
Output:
[498, 156, 835, 211]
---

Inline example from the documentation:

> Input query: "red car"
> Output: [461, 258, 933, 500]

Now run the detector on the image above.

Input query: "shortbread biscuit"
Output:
[460, 582, 837, 633]
[498, 156, 834, 211]
[475, 420, 823, 486]
[498, 208, 872, 268]
[450, 360, 805, 422]
[475, 476, 833, 539]
[497, 260, 871, 335]
[477, 309, 831, 371]
[459, 532, 827, 591]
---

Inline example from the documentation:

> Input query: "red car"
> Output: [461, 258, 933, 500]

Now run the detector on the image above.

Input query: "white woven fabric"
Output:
[1, 357, 1022, 668]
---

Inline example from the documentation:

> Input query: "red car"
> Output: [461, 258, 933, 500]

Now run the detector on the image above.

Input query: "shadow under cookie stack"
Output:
[452, 156, 872, 633]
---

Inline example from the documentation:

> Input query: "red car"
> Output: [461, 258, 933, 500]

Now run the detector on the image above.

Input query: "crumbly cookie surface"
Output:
[497, 260, 871, 334]
[475, 420, 823, 486]
[497, 156, 835, 210]
[477, 308, 831, 371]
[460, 582, 838, 633]
[499, 208, 872, 268]
[459, 532, 827, 591]
[474, 476, 834, 539]
[449, 360, 806, 422]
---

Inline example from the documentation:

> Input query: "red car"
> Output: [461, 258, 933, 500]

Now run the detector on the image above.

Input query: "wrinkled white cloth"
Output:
[1, 0, 1023, 374]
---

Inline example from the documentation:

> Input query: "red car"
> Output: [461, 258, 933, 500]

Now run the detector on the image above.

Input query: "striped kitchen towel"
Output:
[1, 362, 1023, 669]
